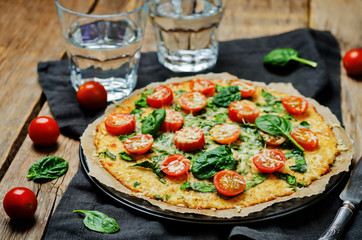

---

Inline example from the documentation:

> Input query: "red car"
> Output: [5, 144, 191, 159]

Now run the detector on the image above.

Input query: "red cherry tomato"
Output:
[3, 187, 38, 220]
[28, 116, 60, 146]
[259, 130, 287, 146]
[105, 113, 136, 135]
[174, 127, 205, 152]
[228, 100, 260, 123]
[210, 124, 241, 145]
[76, 81, 107, 111]
[213, 170, 246, 196]
[146, 86, 173, 108]
[281, 96, 309, 115]
[160, 154, 191, 176]
[160, 109, 184, 132]
[290, 128, 319, 151]
[178, 92, 207, 113]
[231, 81, 257, 98]
[342, 48, 362, 76]
[190, 79, 216, 96]
[253, 149, 286, 173]
[123, 134, 154, 155]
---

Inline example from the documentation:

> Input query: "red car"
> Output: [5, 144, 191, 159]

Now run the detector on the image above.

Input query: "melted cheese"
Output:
[94, 78, 340, 211]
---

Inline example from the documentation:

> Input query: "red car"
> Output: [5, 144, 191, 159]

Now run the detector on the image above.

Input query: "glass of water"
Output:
[55, 0, 149, 101]
[149, 0, 224, 72]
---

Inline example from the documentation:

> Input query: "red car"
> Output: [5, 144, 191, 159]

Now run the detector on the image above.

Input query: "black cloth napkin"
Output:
[40, 28, 361, 239]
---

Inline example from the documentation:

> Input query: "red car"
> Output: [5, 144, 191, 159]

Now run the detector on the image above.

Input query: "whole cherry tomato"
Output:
[28, 116, 60, 146]
[76, 81, 107, 111]
[342, 48, 362, 76]
[213, 170, 246, 196]
[3, 187, 38, 220]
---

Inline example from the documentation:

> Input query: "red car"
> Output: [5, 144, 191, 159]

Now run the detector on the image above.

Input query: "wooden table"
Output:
[0, 0, 361, 239]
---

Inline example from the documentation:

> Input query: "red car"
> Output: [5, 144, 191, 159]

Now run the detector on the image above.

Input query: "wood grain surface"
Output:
[0, 0, 361, 239]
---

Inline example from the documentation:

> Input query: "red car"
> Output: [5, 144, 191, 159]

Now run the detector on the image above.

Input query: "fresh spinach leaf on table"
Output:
[73, 210, 120, 234]
[263, 48, 317, 68]
[27, 156, 68, 182]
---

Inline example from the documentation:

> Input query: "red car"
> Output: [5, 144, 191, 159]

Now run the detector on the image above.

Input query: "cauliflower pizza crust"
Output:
[81, 72, 353, 218]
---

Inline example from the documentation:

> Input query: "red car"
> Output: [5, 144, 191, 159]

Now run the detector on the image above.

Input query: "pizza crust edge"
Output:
[80, 72, 353, 218]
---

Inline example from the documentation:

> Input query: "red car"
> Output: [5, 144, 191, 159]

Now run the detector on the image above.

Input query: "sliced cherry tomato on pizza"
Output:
[281, 96, 309, 115]
[228, 100, 260, 123]
[105, 113, 136, 135]
[160, 154, 191, 176]
[210, 124, 241, 145]
[178, 92, 207, 113]
[160, 109, 184, 132]
[231, 81, 257, 98]
[190, 79, 216, 96]
[213, 170, 246, 196]
[290, 128, 319, 151]
[174, 127, 205, 152]
[146, 86, 173, 108]
[259, 130, 287, 146]
[123, 134, 154, 155]
[253, 149, 286, 173]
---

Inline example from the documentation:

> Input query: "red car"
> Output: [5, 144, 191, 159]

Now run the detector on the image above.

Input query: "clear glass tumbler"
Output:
[149, 0, 224, 72]
[55, 0, 149, 101]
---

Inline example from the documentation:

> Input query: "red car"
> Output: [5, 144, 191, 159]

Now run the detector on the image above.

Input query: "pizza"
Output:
[81, 72, 353, 218]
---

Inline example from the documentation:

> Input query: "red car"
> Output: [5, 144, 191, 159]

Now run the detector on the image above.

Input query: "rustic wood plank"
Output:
[0, 0, 64, 180]
[310, 0, 362, 161]
[0, 103, 80, 240]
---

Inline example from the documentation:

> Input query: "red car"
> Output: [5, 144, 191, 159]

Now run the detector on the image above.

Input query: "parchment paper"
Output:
[80, 72, 353, 218]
